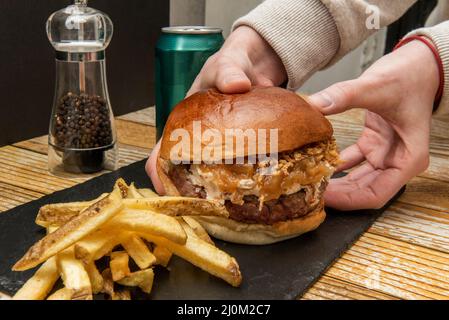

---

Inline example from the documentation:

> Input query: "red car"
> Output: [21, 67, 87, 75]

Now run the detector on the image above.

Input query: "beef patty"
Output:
[168, 165, 326, 225]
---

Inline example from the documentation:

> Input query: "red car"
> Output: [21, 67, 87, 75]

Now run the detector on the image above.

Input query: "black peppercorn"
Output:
[52, 92, 113, 149]
[51, 92, 115, 173]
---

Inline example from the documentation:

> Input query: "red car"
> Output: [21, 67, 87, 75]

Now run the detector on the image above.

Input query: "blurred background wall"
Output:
[170, 0, 205, 26]
[0, 0, 168, 147]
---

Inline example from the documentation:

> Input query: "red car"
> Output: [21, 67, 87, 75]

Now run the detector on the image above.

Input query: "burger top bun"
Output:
[159, 87, 333, 162]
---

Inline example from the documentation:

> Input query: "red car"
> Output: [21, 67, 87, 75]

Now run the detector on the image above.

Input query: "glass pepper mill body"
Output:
[47, 0, 117, 175]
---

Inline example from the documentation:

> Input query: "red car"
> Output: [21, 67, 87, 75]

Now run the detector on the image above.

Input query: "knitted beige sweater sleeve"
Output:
[233, 0, 449, 115]
[408, 21, 449, 116]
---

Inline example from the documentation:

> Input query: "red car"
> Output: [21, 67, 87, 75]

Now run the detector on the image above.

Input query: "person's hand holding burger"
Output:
[146, 26, 439, 211]
[187, 26, 287, 96]
[309, 40, 439, 210]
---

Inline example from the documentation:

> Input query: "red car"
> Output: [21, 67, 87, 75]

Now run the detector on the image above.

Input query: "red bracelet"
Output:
[394, 35, 444, 109]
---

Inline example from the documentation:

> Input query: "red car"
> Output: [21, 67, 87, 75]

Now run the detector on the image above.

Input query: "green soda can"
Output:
[155, 26, 224, 140]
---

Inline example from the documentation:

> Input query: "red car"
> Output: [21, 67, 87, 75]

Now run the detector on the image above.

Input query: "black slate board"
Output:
[0, 160, 404, 299]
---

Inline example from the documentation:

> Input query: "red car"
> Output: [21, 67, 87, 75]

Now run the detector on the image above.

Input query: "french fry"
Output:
[101, 268, 132, 300]
[36, 193, 108, 228]
[47, 288, 74, 300]
[12, 257, 59, 300]
[110, 251, 131, 281]
[127, 183, 144, 199]
[47, 225, 59, 234]
[37, 176, 128, 228]
[13, 186, 124, 271]
[74, 229, 122, 264]
[123, 197, 228, 218]
[101, 267, 133, 300]
[117, 269, 154, 294]
[139, 223, 242, 287]
[121, 234, 156, 269]
[12, 177, 243, 300]
[106, 209, 187, 244]
[137, 188, 158, 198]
[114, 178, 130, 198]
[124, 182, 158, 273]
[152, 245, 172, 267]
[111, 290, 131, 300]
[34, 196, 227, 229]
[84, 262, 104, 294]
[100, 268, 115, 297]
[0, 292, 11, 300]
[182, 216, 214, 245]
[57, 248, 92, 300]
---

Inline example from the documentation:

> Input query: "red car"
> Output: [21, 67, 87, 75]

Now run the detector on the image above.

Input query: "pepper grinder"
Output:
[46, 0, 117, 175]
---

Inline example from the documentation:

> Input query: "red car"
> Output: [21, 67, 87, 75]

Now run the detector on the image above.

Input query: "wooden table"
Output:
[1, 106, 448, 300]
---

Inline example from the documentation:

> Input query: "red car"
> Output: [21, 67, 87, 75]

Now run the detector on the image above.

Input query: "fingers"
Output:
[308, 76, 386, 116]
[308, 80, 361, 115]
[336, 144, 365, 172]
[187, 57, 252, 97]
[331, 163, 380, 189]
[214, 61, 252, 93]
[186, 61, 217, 97]
[324, 166, 406, 211]
[186, 80, 203, 97]
[145, 140, 166, 195]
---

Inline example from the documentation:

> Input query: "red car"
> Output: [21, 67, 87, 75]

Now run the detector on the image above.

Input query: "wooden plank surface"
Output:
[302, 275, 399, 300]
[397, 176, 449, 212]
[1, 106, 449, 300]
[306, 109, 449, 300]
[115, 119, 156, 150]
[2, 120, 152, 207]
[370, 204, 449, 253]
[117, 107, 155, 126]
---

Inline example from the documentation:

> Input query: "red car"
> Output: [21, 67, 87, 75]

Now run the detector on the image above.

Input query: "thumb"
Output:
[145, 140, 165, 195]
[215, 63, 252, 94]
[308, 79, 368, 115]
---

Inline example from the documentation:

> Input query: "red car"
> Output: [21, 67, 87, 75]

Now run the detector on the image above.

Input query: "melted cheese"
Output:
[187, 139, 339, 206]
[188, 160, 334, 207]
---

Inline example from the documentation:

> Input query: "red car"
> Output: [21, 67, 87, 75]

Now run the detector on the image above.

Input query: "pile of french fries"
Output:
[12, 179, 242, 300]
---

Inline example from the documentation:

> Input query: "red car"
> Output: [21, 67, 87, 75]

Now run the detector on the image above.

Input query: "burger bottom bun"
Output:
[194, 203, 326, 245]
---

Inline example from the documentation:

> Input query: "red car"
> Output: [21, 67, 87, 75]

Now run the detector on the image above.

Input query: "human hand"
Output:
[186, 26, 287, 96]
[309, 40, 440, 210]
[145, 140, 164, 194]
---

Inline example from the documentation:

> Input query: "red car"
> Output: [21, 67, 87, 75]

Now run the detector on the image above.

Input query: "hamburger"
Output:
[157, 87, 339, 244]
